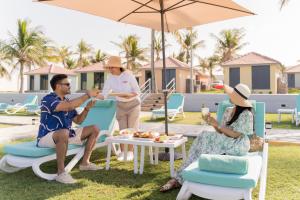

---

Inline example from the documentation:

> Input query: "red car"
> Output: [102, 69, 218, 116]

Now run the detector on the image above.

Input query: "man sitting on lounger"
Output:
[37, 74, 102, 184]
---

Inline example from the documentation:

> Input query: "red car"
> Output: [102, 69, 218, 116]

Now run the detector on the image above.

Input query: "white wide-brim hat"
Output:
[224, 83, 252, 107]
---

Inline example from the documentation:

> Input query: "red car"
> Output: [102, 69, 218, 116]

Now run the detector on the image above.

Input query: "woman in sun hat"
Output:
[160, 83, 254, 192]
[100, 56, 141, 162]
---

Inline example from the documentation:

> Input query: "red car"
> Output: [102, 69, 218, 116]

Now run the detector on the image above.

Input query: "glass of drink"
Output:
[201, 107, 209, 125]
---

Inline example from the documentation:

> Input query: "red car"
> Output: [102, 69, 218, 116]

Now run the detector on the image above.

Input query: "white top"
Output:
[102, 70, 140, 102]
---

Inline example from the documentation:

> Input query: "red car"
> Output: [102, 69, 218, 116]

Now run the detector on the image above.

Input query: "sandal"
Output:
[160, 179, 181, 192]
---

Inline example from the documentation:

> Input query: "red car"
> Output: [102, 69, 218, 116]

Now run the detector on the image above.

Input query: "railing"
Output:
[140, 78, 152, 102]
[166, 78, 176, 96]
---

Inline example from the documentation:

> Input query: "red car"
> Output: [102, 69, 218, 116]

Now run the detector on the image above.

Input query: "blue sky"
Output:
[1, 0, 300, 67]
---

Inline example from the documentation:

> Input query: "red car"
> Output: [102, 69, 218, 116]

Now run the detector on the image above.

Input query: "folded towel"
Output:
[198, 154, 249, 175]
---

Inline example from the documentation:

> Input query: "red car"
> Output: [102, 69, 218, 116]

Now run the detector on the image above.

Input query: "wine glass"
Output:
[201, 107, 209, 125]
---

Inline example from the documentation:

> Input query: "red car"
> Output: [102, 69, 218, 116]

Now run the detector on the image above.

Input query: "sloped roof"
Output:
[25, 65, 76, 75]
[141, 57, 191, 69]
[74, 62, 105, 73]
[142, 57, 209, 77]
[221, 52, 282, 66]
[285, 64, 300, 73]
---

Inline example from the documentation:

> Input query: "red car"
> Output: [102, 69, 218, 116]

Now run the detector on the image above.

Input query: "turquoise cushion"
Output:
[3, 135, 107, 158]
[198, 154, 248, 175]
[3, 141, 80, 157]
[182, 154, 262, 189]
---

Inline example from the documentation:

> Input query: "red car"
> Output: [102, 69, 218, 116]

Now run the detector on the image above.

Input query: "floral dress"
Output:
[175, 107, 254, 184]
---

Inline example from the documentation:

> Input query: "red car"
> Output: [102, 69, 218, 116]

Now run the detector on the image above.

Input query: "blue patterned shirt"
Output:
[37, 92, 77, 144]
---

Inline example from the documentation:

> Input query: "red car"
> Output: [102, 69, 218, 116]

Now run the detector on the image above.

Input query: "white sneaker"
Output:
[126, 151, 134, 161]
[117, 152, 124, 161]
[55, 172, 76, 184]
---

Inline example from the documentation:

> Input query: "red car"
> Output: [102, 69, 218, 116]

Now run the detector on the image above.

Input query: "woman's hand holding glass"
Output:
[206, 114, 222, 133]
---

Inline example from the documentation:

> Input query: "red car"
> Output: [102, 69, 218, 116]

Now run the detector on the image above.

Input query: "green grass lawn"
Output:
[141, 112, 299, 129]
[288, 88, 300, 94]
[0, 111, 37, 117]
[0, 139, 299, 200]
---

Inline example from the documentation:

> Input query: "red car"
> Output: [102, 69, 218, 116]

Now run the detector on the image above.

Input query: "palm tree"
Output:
[76, 39, 92, 67]
[65, 58, 76, 69]
[173, 28, 205, 64]
[172, 51, 185, 62]
[113, 35, 148, 71]
[211, 28, 247, 63]
[279, 0, 290, 9]
[57, 46, 73, 68]
[153, 33, 170, 61]
[198, 55, 220, 81]
[90, 49, 107, 64]
[0, 19, 53, 93]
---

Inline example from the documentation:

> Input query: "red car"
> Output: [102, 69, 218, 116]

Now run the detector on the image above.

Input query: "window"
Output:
[252, 65, 270, 89]
[229, 67, 240, 88]
[81, 73, 87, 90]
[40, 75, 48, 90]
[94, 72, 104, 89]
[29, 75, 34, 91]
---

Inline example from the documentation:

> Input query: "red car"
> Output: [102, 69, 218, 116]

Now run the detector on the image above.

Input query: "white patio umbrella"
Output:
[37, 0, 254, 157]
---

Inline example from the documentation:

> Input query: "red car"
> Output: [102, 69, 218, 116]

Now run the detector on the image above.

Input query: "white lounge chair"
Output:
[176, 100, 268, 200]
[5, 95, 38, 115]
[0, 99, 116, 181]
[151, 93, 185, 121]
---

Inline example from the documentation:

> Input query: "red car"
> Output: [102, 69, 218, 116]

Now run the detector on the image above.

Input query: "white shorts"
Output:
[38, 128, 84, 148]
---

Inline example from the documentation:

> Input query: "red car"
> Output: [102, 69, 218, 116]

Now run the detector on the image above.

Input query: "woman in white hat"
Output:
[160, 83, 254, 192]
[101, 56, 141, 161]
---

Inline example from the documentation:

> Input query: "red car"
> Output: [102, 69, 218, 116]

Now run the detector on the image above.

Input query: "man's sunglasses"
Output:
[60, 83, 70, 87]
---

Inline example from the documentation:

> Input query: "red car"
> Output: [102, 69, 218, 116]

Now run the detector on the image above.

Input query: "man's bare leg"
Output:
[80, 125, 100, 165]
[52, 129, 69, 174]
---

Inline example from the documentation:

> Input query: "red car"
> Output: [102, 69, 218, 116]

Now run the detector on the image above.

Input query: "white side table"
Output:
[277, 108, 295, 123]
[105, 136, 187, 177]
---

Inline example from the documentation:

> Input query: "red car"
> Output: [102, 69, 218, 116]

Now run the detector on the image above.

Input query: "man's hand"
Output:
[86, 88, 100, 98]
[85, 99, 96, 110]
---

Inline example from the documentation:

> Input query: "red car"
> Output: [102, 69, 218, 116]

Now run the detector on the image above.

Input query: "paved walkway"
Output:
[1, 115, 300, 144]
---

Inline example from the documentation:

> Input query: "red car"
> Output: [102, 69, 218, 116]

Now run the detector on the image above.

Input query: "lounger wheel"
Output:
[0, 156, 24, 173]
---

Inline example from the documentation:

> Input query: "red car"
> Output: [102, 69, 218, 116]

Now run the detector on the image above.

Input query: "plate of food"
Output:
[133, 131, 160, 140]
[118, 128, 135, 138]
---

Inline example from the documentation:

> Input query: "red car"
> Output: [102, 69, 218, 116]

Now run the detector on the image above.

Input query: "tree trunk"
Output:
[19, 63, 24, 93]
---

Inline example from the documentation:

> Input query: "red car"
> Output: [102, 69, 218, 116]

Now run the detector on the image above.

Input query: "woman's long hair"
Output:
[226, 105, 253, 126]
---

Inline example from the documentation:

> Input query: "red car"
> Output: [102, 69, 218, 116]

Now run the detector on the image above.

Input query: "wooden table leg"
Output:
[139, 145, 145, 174]
[170, 147, 175, 177]
[134, 145, 138, 174]
[149, 146, 154, 165]
[106, 142, 112, 170]
[154, 147, 159, 165]
[124, 144, 128, 161]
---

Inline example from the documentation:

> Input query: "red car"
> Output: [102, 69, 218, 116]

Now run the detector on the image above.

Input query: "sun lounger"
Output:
[0, 99, 116, 180]
[176, 100, 268, 200]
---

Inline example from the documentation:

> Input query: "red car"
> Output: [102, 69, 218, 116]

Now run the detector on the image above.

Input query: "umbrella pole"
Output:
[158, 0, 182, 161]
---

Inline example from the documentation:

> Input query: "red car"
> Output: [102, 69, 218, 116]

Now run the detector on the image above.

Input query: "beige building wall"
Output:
[176, 69, 189, 93]
[295, 73, 300, 88]
[240, 66, 251, 88]
[223, 64, 281, 94]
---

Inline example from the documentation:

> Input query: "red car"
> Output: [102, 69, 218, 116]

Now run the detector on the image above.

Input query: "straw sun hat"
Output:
[224, 83, 252, 107]
[105, 56, 125, 69]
